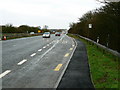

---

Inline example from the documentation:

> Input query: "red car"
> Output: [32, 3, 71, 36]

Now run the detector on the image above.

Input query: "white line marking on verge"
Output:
[30, 53, 36, 57]
[17, 59, 27, 65]
[0, 70, 11, 78]
[38, 49, 42, 52]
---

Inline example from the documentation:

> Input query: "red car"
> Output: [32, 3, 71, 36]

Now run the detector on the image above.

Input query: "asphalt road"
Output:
[1, 34, 76, 88]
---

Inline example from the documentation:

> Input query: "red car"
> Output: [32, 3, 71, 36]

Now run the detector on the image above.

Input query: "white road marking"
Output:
[32, 39, 60, 65]
[30, 53, 36, 57]
[0, 70, 11, 78]
[47, 44, 49, 46]
[13, 45, 16, 46]
[72, 45, 75, 47]
[17, 59, 27, 65]
[38, 49, 42, 52]
[57, 40, 59, 43]
[43, 46, 46, 48]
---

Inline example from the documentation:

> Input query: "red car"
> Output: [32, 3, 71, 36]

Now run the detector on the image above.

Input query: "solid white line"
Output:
[17, 59, 27, 65]
[0, 70, 11, 78]
[30, 53, 36, 57]
[38, 49, 42, 52]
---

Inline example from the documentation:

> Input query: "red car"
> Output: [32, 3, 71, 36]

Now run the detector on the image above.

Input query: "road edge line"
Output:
[54, 36, 78, 88]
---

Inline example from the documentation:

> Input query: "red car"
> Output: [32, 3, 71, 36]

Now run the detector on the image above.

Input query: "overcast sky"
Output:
[0, 0, 103, 29]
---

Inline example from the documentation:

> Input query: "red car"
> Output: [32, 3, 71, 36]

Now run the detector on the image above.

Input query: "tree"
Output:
[68, 1, 120, 52]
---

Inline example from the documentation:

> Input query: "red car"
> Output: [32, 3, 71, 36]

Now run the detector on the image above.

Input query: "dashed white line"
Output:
[43, 46, 46, 48]
[30, 53, 36, 57]
[38, 49, 42, 52]
[47, 44, 49, 46]
[0, 70, 11, 78]
[17, 59, 27, 65]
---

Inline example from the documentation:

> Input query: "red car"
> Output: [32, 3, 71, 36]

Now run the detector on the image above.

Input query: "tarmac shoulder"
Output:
[57, 39, 95, 89]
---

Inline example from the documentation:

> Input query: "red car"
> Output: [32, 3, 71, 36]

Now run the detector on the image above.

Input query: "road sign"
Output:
[89, 24, 92, 29]
[38, 30, 41, 33]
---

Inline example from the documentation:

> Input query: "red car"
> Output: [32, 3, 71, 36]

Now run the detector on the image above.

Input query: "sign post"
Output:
[38, 30, 41, 33]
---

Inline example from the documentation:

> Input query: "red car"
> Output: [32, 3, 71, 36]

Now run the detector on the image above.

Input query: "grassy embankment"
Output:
[68, 34, 119, 88]
[1, 33, 42, 40]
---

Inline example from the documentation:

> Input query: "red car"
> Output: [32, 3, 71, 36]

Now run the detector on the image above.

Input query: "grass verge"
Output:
[68, 34, 119, 88]
[2, 34, 42, 40]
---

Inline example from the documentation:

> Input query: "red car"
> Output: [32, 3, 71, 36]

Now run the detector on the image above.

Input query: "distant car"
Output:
[30, 32, 35, 35]
[42, 32, 50, 38]
[55, 32, 61, 36]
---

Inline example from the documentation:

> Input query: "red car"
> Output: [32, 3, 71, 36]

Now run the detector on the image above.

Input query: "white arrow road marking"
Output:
[0, 70, 11, 78]
[17, 59, 27, 65]
[30, 53, 36, 57]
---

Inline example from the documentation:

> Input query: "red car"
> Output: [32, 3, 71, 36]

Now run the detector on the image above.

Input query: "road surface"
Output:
[1, 34, 76, 88]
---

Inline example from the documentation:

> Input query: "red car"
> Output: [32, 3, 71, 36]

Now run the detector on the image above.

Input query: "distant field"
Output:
[68, 34, 119, 88]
